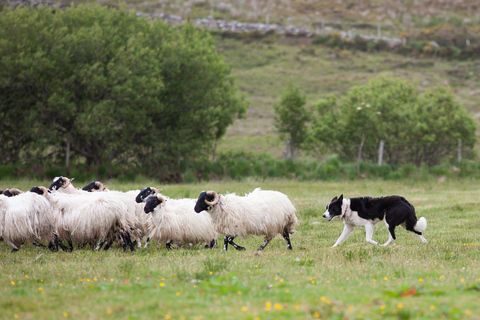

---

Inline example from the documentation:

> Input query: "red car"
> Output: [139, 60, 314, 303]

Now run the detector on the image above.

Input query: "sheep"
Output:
[82, 181, 159, 248]
[34, 186, 136, 252]
[1, 187, 54, 251]
[49, 177, 139, 251]
[2, 188, 24, 197]
[144, 195, 218, 250]
[194, 188, 298, 251]
[49, 176, 79, 194]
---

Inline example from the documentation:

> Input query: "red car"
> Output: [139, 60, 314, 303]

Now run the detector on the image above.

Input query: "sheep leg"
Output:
[118, 234, 127, 252]
[205, 239, 216, 249]
[103, 239, 113, 251]
[58, 241, 70, 252]
[33, 241, 46, 248]
[223, 236, 229, 251]
[283, 230, 293, 250]
[67, 240, 74, 252]
[95, 238, 107, 251]
[166, 241, 174, 250]
[51, 234, 59, 252]
[257, 238, 270, 251]
[143, 237, 151, 249]
[227, 236, 245, 251]
[124, 232, 135, 252]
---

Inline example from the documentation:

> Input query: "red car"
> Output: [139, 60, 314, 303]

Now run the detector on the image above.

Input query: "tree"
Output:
[308, 76, 476, 166]
[0, 5, 247, 171]
[273, 86, 309, 161]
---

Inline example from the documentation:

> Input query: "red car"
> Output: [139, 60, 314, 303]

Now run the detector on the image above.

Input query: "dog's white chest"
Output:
[344, 210, 366, 226]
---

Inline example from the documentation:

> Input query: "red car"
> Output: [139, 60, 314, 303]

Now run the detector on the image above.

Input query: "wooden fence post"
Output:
[378, 140, 384, 166]
[286, 140, 291, 161]
[458, 139, 462, 163]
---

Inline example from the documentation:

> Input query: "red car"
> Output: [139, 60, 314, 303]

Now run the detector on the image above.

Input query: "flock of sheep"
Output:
[0, 177, 298, 253]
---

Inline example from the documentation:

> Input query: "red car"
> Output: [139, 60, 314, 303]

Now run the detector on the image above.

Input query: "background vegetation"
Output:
[0, 4, 247, 175]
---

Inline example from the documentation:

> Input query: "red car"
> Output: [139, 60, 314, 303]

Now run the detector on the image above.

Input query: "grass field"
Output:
[1, 178, 479, 319]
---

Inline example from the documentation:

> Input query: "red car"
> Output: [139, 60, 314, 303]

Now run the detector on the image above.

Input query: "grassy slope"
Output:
[1, 179, 479, 319]
[214, 35, 480, 158]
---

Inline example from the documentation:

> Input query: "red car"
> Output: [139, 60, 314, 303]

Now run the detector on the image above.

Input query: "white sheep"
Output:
[2, 188, 24, 197]
[82, 181, 159, 248]
[144, 195, 218, 250]
[49, 176, 80, 194]
[36, 186, 136, 252]
[50, 177, 139, 251]
[194, 188, 298, 251]
[1, 187, 54, 251]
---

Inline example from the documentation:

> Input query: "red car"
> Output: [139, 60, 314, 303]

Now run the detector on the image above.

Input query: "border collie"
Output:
[323, 194, 427, 247]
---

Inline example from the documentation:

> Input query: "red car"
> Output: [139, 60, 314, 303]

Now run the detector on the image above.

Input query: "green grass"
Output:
[1, 179, 480, 319]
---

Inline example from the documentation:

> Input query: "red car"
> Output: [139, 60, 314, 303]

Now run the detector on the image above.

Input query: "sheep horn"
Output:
[62, 177, 71, 188]
[39, 186, 49, 196]
[7, 188, 23, 196]
[157, 195, 167, 206]
[205, 190, 219, 206]
[95, 181, 105, 191]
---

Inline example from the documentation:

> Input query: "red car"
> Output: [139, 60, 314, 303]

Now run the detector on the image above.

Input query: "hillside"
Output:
[212, 34, 480, 158]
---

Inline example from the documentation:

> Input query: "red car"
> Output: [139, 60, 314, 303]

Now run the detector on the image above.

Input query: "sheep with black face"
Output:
[82, 182, 161, 249]
[144, 195, 217, 250]
[194, 188, 298, 251]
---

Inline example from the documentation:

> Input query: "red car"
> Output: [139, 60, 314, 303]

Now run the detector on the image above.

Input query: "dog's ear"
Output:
[338, 194, 343, 202]
[331, 196, 338, 202]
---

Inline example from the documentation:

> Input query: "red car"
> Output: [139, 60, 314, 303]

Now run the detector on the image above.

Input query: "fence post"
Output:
[266, 14, 269, 26]
[377, 25, 381, 39]
[286, 140, 291, 161]
[357, 133, 365, 173]
[378, 140, 384, 166]
[65, 134, 70, 168]
[458, 139, 462, 163]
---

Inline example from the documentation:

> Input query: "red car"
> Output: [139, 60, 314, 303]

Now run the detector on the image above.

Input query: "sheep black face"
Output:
[3, 189, 14, 197]
[82, 181, 103, 192]
[49, 176, 65, 191]
[136, 187, 157, 203]
[194, 191, 218, 213]
[30, 186, 43, 195]
[144, 196, 164, 214]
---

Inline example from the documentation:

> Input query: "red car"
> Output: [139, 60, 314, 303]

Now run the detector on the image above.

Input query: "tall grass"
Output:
[1, 179, 479, 319]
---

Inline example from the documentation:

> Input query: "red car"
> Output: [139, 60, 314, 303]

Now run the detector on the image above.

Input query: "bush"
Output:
[0, 165, 16, 180]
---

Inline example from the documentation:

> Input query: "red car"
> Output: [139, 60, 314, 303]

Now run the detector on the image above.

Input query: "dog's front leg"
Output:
[332, 223, 355, 247]
[365, 223, 379, 246]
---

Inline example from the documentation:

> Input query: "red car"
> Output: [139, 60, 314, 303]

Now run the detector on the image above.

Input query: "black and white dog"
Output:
[323, 194, 427, 247]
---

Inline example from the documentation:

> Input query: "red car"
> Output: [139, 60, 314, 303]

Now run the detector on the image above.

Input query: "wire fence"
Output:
[303, 139, 475, 167]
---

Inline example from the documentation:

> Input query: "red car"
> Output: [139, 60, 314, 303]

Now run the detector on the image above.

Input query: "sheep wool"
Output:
[47, 191, 132, 247]
[2, 191, 53, 250]
[195, 188, 298, 251]
[145, 197, 217, 247]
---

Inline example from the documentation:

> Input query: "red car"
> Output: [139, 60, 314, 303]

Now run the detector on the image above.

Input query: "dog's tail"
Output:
[414, 217, 427, 232]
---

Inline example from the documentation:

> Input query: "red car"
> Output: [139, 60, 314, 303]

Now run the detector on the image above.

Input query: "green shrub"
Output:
[183, 169, 196, 184]
[0, 165, 16, 179]
[45, 167, 63, 180]
[118, 172, 136, 182]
